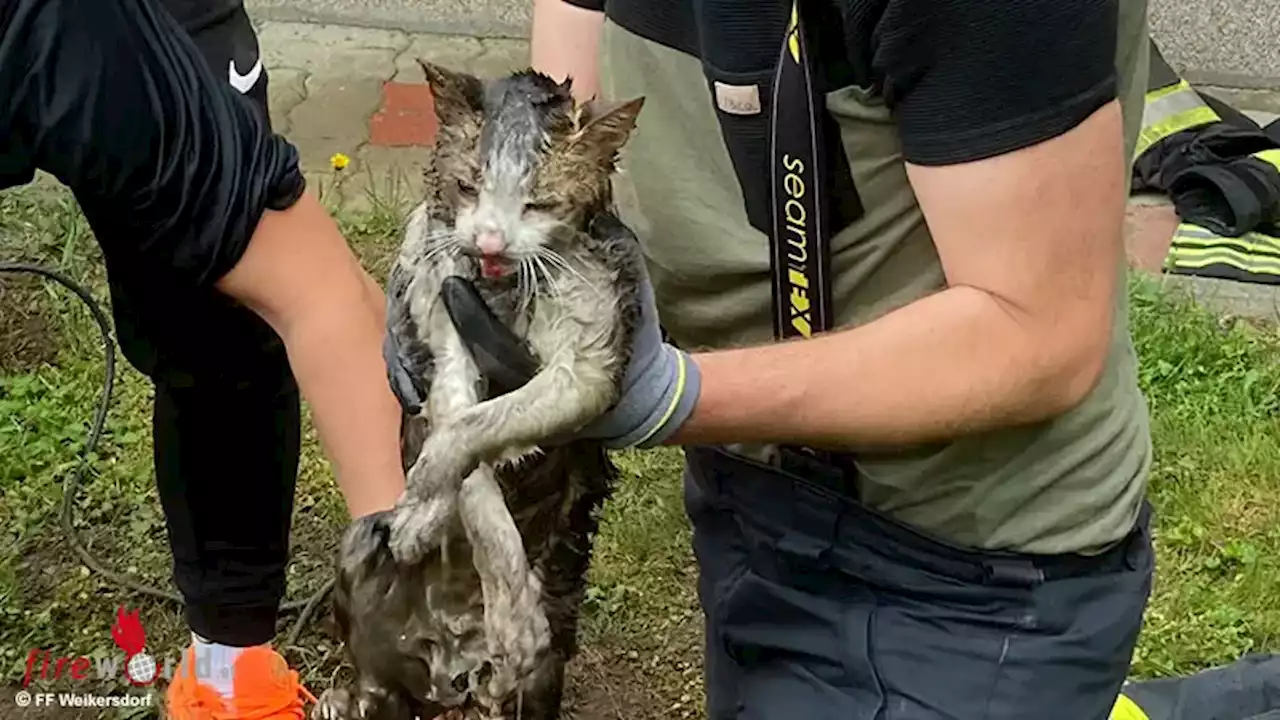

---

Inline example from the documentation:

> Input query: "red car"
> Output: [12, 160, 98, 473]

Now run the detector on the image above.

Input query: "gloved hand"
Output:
[383, 211, 701, 450]
[382, 259, 544, 414]
[383, 331, 426, 416]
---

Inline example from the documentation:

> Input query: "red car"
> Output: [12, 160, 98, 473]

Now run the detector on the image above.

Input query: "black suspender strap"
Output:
[769, 2, 868, 473]
[769, 0, 833, 341]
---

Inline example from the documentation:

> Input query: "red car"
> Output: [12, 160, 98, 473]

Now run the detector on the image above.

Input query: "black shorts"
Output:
[0, 0, 304, 292]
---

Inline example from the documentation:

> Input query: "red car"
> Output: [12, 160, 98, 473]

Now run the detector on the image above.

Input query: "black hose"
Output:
[0, 261, 331, 650]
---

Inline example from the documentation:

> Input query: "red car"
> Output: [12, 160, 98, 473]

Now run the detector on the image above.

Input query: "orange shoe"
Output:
[166, 645, 317, 719]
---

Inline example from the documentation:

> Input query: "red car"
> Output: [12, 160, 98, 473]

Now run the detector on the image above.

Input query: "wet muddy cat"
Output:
[312, 62, 647, 720]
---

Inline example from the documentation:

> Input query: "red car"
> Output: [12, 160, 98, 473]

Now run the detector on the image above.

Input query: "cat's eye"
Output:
[523, 200, 557, 214]
[456, 179, 479, 199]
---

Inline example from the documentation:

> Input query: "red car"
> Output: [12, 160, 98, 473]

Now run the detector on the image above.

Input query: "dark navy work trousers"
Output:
[683, 445, 1154, 720]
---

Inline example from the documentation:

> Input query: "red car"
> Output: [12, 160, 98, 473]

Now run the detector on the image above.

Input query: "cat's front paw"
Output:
[406, 431, 478, 500]
[386, 496, 453, 564]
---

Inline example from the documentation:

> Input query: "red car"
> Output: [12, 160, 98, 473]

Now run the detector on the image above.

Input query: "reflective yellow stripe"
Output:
[1168, 223, 1280, 278]
[1168, 248, 1280, 276]
[1108, 693, 1150, 720]
[1253, 148, 1280, 169]
[1173, 223, 1280, 255]
[1135, 80, 1222, 158]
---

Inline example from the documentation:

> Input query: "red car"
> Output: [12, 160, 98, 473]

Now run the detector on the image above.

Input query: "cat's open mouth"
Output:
[479, 254, 510, 279]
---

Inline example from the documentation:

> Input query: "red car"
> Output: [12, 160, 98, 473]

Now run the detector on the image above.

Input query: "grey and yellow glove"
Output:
[384, 211, 700, 449]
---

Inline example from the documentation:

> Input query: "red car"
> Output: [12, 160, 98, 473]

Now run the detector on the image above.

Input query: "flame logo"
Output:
[110, 606, 147, 656]
[110, 606, 157, 686]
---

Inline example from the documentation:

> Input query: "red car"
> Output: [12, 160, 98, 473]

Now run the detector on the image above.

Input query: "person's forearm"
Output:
[531, 0, 604, 102]
[278, 267, 406, 517]
[669, 283, 1112, 450]
[216, 193, 406, 518]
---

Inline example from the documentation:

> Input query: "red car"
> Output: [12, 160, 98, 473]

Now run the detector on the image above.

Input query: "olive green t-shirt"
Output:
[588, 0, 1154, 555]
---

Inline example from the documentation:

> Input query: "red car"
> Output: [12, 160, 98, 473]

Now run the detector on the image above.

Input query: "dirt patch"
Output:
[0, 273, 60, 374]
[7, 539, 75, 611]
[563, 646, 670, 720]
[561, 632, 705, 720]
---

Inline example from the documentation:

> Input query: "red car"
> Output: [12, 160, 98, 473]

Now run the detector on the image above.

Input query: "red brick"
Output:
[1124, 201, 1178, 274]
[369, 82, 438, 147]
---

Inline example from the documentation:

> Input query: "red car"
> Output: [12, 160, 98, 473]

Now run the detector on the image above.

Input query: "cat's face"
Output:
[420, 61, 644, 279]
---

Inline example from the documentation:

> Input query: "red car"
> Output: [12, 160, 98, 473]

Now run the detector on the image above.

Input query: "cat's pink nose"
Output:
[476, 231, 505, 255]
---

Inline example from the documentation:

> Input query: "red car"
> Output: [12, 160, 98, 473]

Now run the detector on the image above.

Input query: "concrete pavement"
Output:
[1149, 0, 1280, 88]
[248, 0, 531, 40]
[243, 0, 1280, 89]
[253, 22, 531, 207]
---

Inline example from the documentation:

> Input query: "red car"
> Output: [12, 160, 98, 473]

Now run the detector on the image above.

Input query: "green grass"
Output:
[1126, 276, 1280, 677]
[2, 182, 1279, 717]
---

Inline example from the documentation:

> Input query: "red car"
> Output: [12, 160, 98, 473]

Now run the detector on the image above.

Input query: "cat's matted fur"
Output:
[312, 62, 647, 720]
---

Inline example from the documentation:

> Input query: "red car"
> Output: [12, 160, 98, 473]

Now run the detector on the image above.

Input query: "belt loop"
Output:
[778, 445, 846, 495]
[981, 558, 1045, 587]
[778, 478, 842, 564]
[688, 446, 727, 507]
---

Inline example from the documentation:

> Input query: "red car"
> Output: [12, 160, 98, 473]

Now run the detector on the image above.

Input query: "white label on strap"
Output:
[714, 81, 762, 115]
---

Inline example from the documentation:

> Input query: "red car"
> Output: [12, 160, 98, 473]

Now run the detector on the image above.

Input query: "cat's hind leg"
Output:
[456, 463, 550, 713]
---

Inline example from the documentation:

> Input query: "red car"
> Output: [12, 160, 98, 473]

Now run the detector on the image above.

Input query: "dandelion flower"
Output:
[330, 153, 351, 171]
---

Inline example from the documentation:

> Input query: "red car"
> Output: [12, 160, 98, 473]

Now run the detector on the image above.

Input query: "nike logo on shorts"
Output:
[229, 56, 263, 94]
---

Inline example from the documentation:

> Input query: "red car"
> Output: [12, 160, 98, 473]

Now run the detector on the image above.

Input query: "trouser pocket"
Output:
[686, 447, 884, 719]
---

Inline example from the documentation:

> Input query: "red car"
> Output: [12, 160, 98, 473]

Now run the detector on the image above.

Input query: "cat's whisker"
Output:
[421, 240, 459, 257]
[528, 255, 549, 299]
[420, 228, 458, 242]
[417, 229, 459, 249]
[516, 259, 535, 317]
[415, 230, 460, 253]
[421, 237, 462, 264]
[531, 255, 564, 303]
[534, 246, 574, 274]
[536, 247, 603, 299]
[525, 262, 542, 315]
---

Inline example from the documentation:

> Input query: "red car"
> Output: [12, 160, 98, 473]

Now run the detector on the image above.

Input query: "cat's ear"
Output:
[573, 96, 645, 159]
[417, 60, 484, 125]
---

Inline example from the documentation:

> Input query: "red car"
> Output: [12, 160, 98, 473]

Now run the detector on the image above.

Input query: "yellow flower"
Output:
[330, 153, 351, 171]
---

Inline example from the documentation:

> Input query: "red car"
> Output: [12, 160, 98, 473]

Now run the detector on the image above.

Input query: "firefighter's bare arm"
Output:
[675, 100, 1126, 449]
